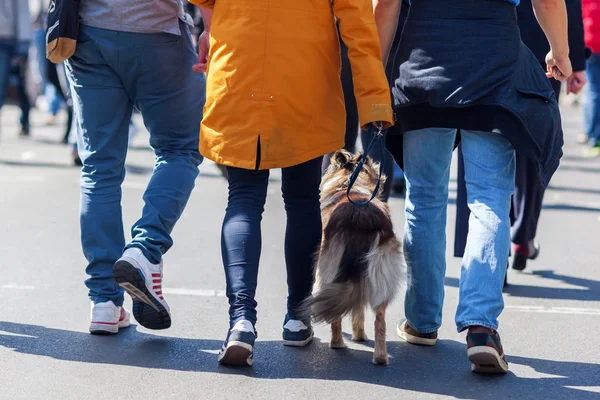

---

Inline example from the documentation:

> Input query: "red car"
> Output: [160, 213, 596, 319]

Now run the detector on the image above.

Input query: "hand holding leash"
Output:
[346, 122, 386, 207]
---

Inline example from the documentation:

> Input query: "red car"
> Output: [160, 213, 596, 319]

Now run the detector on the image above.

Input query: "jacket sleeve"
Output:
[332, 0, 394, 128]
[188, 0, 215, 10]
[567, 0, 587, 72]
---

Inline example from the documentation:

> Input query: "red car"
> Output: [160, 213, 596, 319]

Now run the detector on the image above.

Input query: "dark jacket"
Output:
[387, 0, 562, 187]
[453, 0, 587, 258]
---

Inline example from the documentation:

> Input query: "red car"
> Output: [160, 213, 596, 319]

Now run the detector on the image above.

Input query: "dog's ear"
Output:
[331, 150, 351, 168]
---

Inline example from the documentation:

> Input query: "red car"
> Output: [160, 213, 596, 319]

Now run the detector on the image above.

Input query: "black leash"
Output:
[346, 122, 386, 207]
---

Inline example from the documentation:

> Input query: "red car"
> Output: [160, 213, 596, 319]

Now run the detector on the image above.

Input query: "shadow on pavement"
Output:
[504, 270, 600, 301]
[0, 321, 598, 398]
[541, 203, 600, 212]
[0, 160, 75, 169]
[446, 270, 600, 302]
[547, 184, 600, 196]
[558, 164, 600, 174]
[560, 154, 600, 163]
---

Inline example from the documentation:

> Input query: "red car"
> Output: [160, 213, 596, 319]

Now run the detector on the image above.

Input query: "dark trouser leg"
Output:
[511, 154, 545, 245]
[281, 157, 323, 318]
[16, 64, 31, 131]
[222, 167, 270, 328]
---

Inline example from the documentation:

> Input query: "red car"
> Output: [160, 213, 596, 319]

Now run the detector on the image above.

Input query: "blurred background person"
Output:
[0, 0, 32, 137]
[583, 0, 600, 156]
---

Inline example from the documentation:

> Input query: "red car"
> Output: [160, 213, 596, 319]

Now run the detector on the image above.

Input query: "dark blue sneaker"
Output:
[218, 320, 256, 366]
[282, 315, 314, 347]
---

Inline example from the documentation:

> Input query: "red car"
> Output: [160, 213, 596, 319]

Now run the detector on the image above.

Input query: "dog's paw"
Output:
[372, 353, 389, 366]
[351, 331, 368, 342]
[330, 339, 347, 349]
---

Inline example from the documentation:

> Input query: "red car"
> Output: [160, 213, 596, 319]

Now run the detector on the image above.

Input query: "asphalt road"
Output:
[1, 103, 599, 400]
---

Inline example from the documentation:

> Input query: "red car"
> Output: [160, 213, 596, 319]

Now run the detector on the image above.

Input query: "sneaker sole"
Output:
[396, 324, 437, 346]
[89, 323, 119, 335]
[89, 320, 130, 335]
[218, 342, 253, 366]
[283, 332, 314, 347]
[113, 260, 171, 330]
[468, 346, 509, 374]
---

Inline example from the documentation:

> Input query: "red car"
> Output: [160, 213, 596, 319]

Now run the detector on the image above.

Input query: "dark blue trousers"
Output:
[222, 158, 323, 327]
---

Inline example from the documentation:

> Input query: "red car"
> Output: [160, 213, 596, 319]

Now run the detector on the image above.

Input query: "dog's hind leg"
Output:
[373, 304, 389, 365]
[351, 308, 368, 342]
[330, 319, 346, 349]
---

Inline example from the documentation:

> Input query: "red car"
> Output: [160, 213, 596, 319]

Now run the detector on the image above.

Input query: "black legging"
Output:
[222, 158, 323, 326]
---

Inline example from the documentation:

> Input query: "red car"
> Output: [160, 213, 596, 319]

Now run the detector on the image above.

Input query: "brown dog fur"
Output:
[307, 150, 406, 365]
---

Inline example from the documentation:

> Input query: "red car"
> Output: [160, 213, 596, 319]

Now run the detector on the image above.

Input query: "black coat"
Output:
[387, 0, 563, 187]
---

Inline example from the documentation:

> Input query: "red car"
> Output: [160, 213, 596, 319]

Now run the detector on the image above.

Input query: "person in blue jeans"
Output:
[0, 0, 31, 129]
[381, 0, 571, 374]
[584, 55, 600, 153]
[65, 1, 206, 334]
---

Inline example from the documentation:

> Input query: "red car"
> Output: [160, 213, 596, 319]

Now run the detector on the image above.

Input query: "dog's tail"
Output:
[307, 281, 367, 324]
[365, 236, 406, 309]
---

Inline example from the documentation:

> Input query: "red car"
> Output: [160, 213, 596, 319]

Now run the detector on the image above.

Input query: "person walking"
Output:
[380, 0, 572, 373]
[583, 0, 600, 155]
[0, 0, 31, 133]
[190, 0, 394, 366]
[65, 0, 206, 334]
[455, 0, 588, 275]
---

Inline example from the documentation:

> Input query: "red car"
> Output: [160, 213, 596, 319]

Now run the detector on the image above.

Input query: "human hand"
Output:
[192, 30, 210, 73]
[566, 71, 586, 95]
[545, 50, 572, 82]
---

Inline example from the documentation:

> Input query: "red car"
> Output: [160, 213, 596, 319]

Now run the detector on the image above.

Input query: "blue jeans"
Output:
[585, 54, 600, 146]
[66, 23, 205, 306]
[402, 128, 515, 332]
[222, 158, 323, 327]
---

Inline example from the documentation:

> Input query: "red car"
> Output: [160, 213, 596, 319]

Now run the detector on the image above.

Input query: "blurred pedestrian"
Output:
[0, 0, 32, 135]
[383, 0, 571, 374]
[65, 0, 206, 334]
[583, 0, 600, 155]
[191, 0, 393, 366]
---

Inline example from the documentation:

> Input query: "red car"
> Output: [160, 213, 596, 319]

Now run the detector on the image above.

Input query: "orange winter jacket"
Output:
[189, 0, 394, 170]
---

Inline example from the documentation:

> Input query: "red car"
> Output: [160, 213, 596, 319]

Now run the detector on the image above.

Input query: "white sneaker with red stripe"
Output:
[89, 301, 131, 335]
[113, 248, 171, 330]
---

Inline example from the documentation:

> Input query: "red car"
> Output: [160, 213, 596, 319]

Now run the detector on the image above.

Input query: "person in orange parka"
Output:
[189, 0, 395, 367]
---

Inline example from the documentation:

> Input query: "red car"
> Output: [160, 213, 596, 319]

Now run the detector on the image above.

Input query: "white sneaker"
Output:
[89, 301, 131, 335]
[113, 248, 171, 330]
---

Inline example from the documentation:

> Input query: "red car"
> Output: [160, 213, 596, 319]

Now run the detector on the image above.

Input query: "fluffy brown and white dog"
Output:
[306, 149, 406, 365]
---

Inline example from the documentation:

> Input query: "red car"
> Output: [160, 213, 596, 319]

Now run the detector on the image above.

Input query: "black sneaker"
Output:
[467, 329, 509, 374]
[512, 241, 540, 271]
[282, 315, 314, 347]
[218, 320, 256, 366]
[19, 123, 30, 137]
